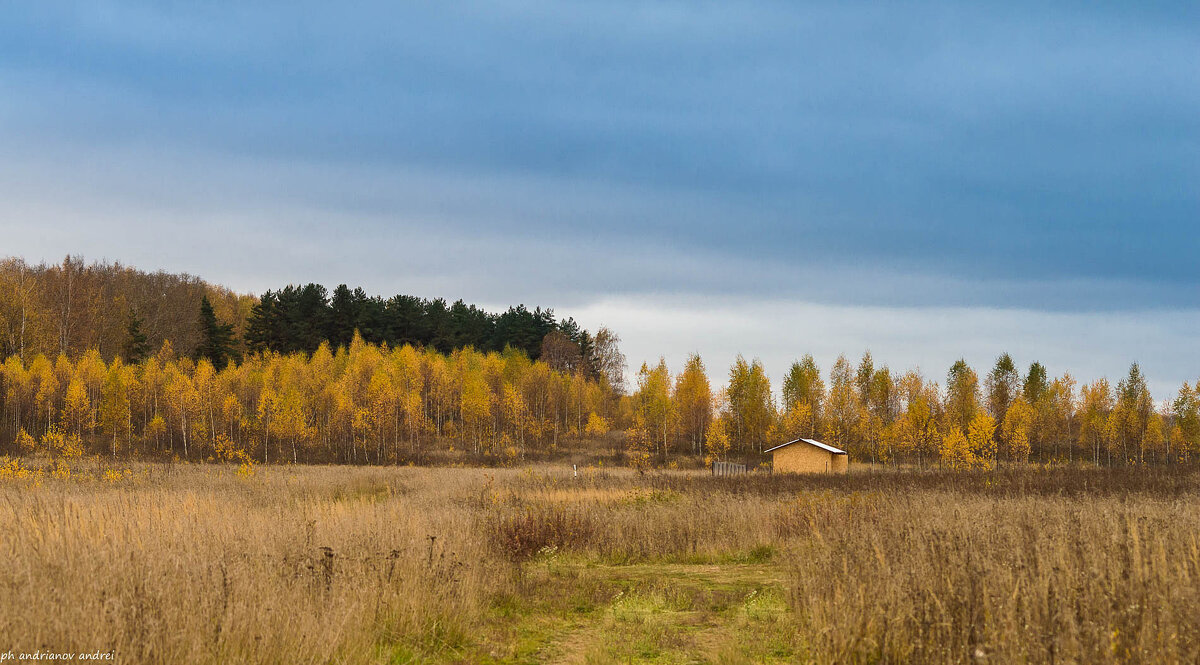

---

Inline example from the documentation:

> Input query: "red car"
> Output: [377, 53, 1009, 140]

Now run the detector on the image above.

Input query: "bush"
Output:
[487, 503, 598, 563]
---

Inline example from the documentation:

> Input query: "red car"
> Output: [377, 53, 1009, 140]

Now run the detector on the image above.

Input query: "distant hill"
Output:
[0, 256, 254, 362]
[0, 256, 614, 381]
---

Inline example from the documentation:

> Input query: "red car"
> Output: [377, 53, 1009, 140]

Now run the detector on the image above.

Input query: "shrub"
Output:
[487, 503, 598, 563]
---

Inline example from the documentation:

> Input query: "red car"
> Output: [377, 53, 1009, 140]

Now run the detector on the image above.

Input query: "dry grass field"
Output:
[2, 463, 1199, 664]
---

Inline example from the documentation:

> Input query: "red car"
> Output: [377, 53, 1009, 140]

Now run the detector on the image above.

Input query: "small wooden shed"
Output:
[766, 438, 848, 474]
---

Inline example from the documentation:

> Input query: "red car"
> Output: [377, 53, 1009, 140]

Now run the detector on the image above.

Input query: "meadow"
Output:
[2, 462, 1199, 664]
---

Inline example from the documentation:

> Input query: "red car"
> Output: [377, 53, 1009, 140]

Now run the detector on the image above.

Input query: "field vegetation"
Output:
[3, 461, 1198, 664]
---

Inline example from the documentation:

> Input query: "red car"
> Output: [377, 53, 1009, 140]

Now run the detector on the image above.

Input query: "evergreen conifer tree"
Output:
[194, 295, 237, 370]
[120, 311, 151, 364]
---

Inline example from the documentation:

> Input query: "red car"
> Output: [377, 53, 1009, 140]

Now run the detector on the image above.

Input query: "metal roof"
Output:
[764, 438, 847, 455]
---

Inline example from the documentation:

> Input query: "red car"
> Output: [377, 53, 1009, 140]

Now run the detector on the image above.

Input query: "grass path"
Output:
[468, 559, 803, 664]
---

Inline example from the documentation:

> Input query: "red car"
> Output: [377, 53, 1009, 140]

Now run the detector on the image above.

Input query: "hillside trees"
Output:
[120, 312, 151, 364]
[0, 256, 253, 362]
[0, 332, 621, 463]
[0, 257, 39, 360]
[245, 284, 576, 362]
[194, 297, 238, 371]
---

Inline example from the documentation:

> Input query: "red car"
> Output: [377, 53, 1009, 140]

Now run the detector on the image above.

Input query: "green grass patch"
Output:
[464, 553, 800, 664]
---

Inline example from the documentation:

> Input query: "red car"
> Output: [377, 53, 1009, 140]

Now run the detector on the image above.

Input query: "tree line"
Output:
[0, 332, 624, 465]
[244, 283, 607, 376]
[0, 256, 253, 362]
[0, 256, 616, 384]
[626, 352, 1200, 468]
[0, 255, 632, 465]
[5, 255, 1199, 470]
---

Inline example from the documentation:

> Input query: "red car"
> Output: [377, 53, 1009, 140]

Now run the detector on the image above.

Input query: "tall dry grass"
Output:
[1, 463, 1198, 663]
[782, 490, 1200, 663]
[0, 466, 505, 664]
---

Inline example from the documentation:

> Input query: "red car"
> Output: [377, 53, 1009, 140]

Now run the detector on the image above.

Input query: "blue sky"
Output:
[2, 2, 1198, 396]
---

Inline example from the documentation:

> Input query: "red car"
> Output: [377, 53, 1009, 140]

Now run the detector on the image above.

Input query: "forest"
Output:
[245, 283, 595, 363]
[627, 352, 1199, 469]
[2, 255, 1199, 469]
[0, 256, 600, 371]
[0, 256, 625, 465]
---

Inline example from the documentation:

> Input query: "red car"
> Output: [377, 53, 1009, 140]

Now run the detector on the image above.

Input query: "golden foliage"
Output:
[1, 338, 1191, 469]
[584, 412, 610, 438]
[1002, 396, 1034, 462]
[704, 416, 731, 464]
[624, 426, 653, 473]
[1, 338, 618, 463]
[939, 427, 973, 470]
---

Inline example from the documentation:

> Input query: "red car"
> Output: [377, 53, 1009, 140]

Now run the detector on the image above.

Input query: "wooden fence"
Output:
[711, 461, 747, 477]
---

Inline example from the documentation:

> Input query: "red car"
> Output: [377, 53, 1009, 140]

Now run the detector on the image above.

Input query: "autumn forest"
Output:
[1, 255, 1198, 470]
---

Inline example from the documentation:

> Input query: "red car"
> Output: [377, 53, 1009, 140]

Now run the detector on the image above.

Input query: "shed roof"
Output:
[764, 438, 847, 455]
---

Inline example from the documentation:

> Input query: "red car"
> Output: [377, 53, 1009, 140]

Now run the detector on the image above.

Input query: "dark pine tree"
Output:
[120, 310, 151, 364]
[245, 290, 282, 354]
[327, 284, 360, 350]
[385, 294, 425, 347]
[495, 305, 557, 359]
[424, 298, 454, 353]
[1024, 362, 1049, 404]
[248, 281, 587, 363]
[289, 283, 331, 354]
[194, 295, 238, 370]
[356, 292, 388, 344]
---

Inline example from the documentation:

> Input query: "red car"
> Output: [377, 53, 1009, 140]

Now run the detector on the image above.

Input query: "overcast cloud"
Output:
[2, 2, 1197, 397]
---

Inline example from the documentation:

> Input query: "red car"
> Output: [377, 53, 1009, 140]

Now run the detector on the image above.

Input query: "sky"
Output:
[1, 2, 1198, 398]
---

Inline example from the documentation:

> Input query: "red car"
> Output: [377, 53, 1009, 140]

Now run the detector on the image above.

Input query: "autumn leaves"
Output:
[0, 335, 618, 465]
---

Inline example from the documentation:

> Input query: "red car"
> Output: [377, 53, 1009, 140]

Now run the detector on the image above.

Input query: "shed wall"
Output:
[772, 443, 848, 474]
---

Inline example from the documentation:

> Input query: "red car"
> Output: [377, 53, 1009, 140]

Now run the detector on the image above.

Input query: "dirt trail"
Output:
[534, 562, 797, 665]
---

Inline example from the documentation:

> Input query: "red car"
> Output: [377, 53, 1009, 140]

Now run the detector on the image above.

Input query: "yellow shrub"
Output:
[213, 433, 254, 467]
[0, 456, 32, 480]
[40, 426, 84, 460]
[15, 429, 37, 454]
[585, 412, 611, 438]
